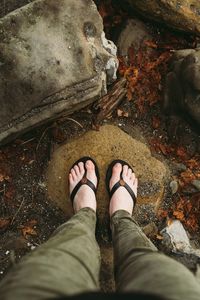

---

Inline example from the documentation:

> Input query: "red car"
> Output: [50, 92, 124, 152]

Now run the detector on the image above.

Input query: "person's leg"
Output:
[0, 160, 100, 300]
[109, 162, 200, 300]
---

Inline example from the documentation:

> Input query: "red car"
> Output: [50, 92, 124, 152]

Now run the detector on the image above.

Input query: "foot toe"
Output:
[69, 173, 74, 183]
[86, 160, 95, 171]
[74, 165, 80, 176]
[128, 168, 132, 179]
[78, 162, 85, 175]
[113, 163, 122, 174]
[131, 172, 136, 182]
[71, 169, 76, 180]
[122, 165, 128, 178]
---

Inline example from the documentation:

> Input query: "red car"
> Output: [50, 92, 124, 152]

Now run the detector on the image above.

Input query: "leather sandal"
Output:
[106, 159, 136, 206]
[70, 156, 100, 203]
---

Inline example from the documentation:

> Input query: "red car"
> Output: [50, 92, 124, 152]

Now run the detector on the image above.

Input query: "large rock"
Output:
[123, 0, 200, 36]
[47, 125, 168, 224]
[117, 18, 154, 59]
[164, 48, 200, 130]
[0, 0, 118, 145]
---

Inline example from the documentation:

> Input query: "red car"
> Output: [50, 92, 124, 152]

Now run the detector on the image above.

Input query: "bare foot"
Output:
[69, 160, 97, 213]
[109, 163, 138, 217]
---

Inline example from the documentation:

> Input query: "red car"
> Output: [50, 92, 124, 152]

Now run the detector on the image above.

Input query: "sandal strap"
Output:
[109, 179, 136, 204]
[70, 176, 97, 203]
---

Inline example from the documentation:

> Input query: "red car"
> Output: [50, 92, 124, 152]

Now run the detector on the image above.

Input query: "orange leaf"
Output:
[176, 147, 188, 160]
[21, 226, 37, 238]
[117, 109, 129, 118]
[173, 211, 185, 221]
[144, 40, 157, 49]
[0, 218, 10, 230]
[180, 169, 196, 185]
[156, 234, 164, 240]
[152, 116, 161, 129]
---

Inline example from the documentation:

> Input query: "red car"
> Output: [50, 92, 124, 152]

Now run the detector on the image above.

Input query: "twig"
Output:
[36, 126, 51, 152]
[21, 137, 36, 145]
[10, 198, 25, 225]
[57, 117, 83, 128]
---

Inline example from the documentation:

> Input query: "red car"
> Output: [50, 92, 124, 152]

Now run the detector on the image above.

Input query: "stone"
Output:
[125, 0, 200, 36]
[164, 48, 200, 130]
[123, 0, 200, 36]
[191, 180, 200, 191]
[47, 125, 168, 226]
[0, 0, 118, 145]
[161, 220, 200, 257]
[170, 180, 179, 194]
[117, 18, 153, 59]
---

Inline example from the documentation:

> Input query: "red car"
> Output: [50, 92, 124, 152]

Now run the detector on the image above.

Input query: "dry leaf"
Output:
[117, 109, 129, 118]
[176, 147, 188, 160]
[167, 218, 173, 226]
[152, 116, 161, 129]
[173, 211, 185, 221]
[180, 169, 196, 185]
[144, 40, 157, 49]
[0, 218, 10, 230]
[21, 226, 37, 238]
[156, 234, 164, 240]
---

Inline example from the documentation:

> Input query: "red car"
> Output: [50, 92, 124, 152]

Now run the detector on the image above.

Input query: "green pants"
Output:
[0, 208, 200, 300]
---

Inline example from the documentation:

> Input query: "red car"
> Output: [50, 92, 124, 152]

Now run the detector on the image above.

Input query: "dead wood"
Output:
[93, 77, 127, 125]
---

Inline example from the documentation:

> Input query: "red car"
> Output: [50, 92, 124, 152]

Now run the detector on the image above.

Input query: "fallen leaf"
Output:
[157, 209, 168, 218]
[117, 109, 129, 118]
[173, 210, 185, 221]
[144, 40, 157, 49]
[167, 218, 173, 226]
[21, 226, 37, 238]
[176, 147, 188, 160]
[152, 116, 161, 129]
[0, 218, 10, 230]
[180, 169, 196, 185]
[186, 159, 199, 170]
[156, 234, 164, 240]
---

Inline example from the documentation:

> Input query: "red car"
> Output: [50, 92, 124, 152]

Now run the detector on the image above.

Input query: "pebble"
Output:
[170, 180, 179, 194]
[191, 180, 200, 191]
[174, 163, 187, 173]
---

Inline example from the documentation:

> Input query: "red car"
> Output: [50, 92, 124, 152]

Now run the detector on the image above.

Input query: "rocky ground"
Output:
[0, 0, 200, 292]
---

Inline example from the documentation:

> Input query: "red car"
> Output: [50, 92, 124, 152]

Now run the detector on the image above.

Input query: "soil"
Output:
[0, 0, 200, 293]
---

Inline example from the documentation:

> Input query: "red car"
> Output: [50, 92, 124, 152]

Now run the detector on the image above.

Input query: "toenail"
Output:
[114, 163, 121, 169]
[86, 160, 93, 168]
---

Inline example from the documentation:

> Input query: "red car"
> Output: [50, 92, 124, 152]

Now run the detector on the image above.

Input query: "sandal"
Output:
[106, 159, 137, 206]
[70, 156, 100, 203]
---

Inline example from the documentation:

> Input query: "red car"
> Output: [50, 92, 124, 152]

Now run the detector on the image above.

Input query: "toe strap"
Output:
[70, 176, 97, 203]
[109, 179, 136, 205]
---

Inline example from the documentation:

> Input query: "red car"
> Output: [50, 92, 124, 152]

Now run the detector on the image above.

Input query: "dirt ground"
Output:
[0, 0, 200, 292]
[0, 104, 199, 290]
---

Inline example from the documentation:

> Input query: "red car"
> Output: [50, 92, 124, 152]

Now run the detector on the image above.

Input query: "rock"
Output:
[191, 180, 200, 191]
[170, 180, 179, 194]
[47, 125, 168, 227]
[142, 222, 158, 239]
[117, 18, 153, 59]
[123, 0, 200, 36]
[161, 220, 200, 257]
[173, 163, 187, 173]
[0, 0, 118, 145]
[164, 48, 200, 131]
